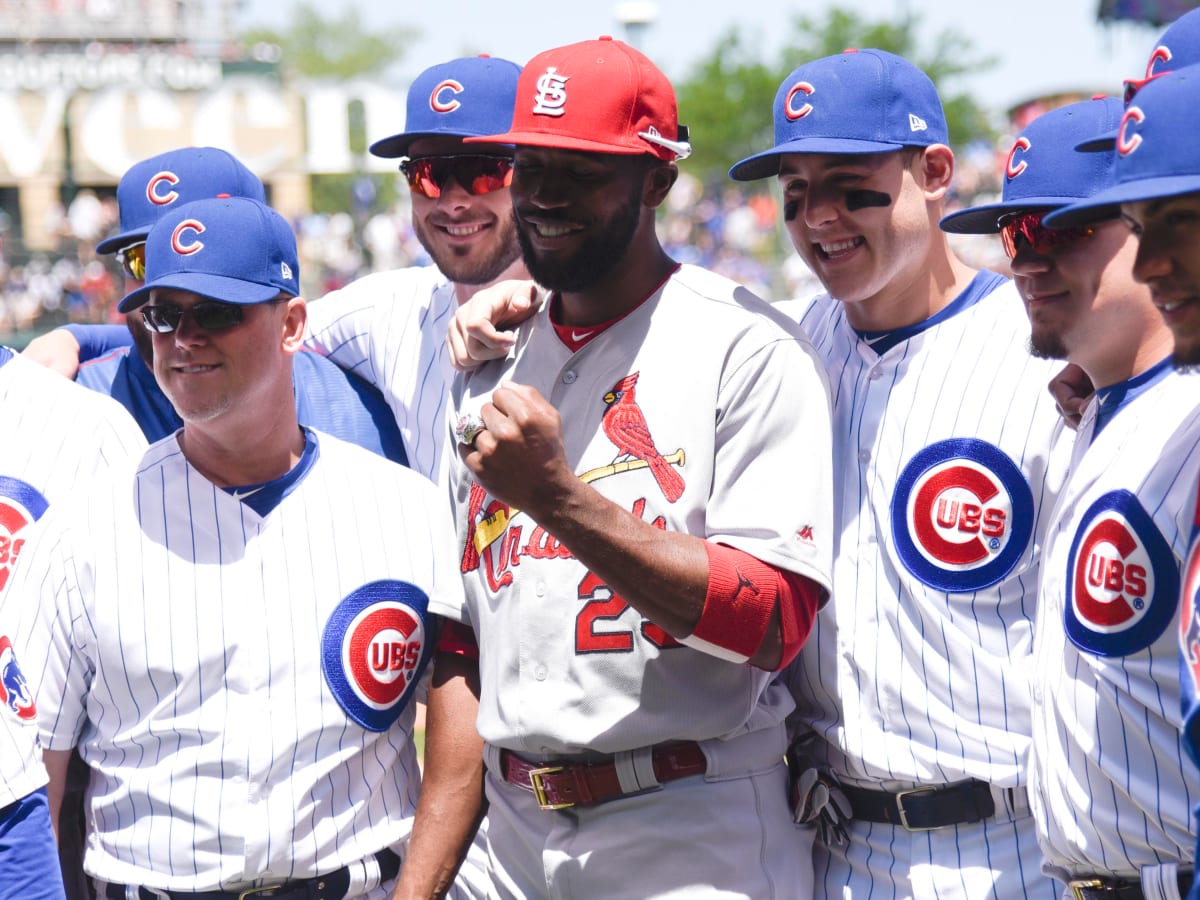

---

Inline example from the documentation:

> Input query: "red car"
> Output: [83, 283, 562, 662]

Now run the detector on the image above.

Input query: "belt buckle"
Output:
[528, 765, 574, 810]
[895, 786, 938, 831]
[238, 887, 289, 899]
[1067, 879, 1106, 900]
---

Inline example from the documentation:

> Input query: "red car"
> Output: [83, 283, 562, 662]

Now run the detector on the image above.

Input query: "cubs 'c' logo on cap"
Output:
[892, 439, 1034, 592]
[1005, 136, 1032, 179]
[0, 476, 48, 595]
[1146, 44, 1173, 78]
[532, 67, 569, 117]
[1117, 107, 1146, 157]
[430, 79, 464, 113]
[1066, 491, 1176, 657]
[784, 82, 816, 121]
[321, 580, 434, 732]
[147, 171, 180, 206]
[171, 219, 205, 256]
[0, 636, 35, 722]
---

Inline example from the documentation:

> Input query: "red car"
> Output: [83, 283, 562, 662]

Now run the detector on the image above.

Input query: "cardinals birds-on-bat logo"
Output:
[602, 373, 685, 502]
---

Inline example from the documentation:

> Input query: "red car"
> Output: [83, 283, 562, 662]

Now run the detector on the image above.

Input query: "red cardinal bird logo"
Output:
[602, 373, 685, 502]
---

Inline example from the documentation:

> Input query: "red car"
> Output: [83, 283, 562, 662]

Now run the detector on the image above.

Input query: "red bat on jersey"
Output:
[602, 373, 685, 502]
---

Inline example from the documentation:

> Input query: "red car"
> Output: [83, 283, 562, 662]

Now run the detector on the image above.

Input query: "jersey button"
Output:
[563, 370, 578, 384]
[858, 450, 870, 463]
[868, 367, 883, 381]
[534, 664, 548, 681]
[535, 581, 546, 597]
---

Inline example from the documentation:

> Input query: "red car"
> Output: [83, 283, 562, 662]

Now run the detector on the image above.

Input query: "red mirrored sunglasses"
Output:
[998, 211, 1096, 259]
[399, 154, 514, 199]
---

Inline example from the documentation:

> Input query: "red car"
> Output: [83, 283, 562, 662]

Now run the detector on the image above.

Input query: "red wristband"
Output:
[437, 618, 480, 660]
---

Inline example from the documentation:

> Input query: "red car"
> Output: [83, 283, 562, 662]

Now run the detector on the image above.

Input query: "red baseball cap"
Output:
[467, 36, 691, 161]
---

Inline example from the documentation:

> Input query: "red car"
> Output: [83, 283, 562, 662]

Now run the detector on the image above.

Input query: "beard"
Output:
[1027, 318, 1068, 361]
[414, 209, 522, 286]
[1172, 339, 1200, 372]
[516, 185, 643, 293]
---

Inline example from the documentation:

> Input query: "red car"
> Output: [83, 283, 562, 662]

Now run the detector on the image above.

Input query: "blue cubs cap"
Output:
[1077, 8, 1200, 151]
[728, 48, 948, 182]
[1045, 65, 1200, 229]
[118, 197, 299, 312]
[96, 147, 265, 255]
[939, 96, 1123, 234]
[369, 55, 521, 159]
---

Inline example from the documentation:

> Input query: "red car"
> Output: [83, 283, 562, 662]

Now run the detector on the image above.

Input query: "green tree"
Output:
[240, 3, 416, 80]
[676, 7, 998, 184]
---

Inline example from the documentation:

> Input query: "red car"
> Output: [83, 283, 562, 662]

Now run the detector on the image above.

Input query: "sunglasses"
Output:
[141, 300, 257, 334]
[116, 242, 147, 281]
[399, 154, 514, 199]
[998, 211, 1096, 259]
[1124, 71, 1168, 105]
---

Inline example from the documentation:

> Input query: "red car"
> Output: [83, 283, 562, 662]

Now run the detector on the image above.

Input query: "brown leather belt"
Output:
[1067, 872, 1193, 900]
[499, 742, 708, 810]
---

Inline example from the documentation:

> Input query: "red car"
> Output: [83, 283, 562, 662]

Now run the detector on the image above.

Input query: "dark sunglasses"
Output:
[141, 299, 263, 334]
[1124, 71, 1167, 105]
[998, 211, 1096, 259]
[399, 154, 514, 199]
[116, 242, 147, 281]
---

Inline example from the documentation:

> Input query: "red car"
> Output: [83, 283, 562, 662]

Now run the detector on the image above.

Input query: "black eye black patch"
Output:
[783, 200, 801, 222]
[845, 189, 892, 211]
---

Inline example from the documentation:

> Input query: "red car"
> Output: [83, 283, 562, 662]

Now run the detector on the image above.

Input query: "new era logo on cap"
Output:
[118, 196, 300, 312]
[468, 37, 691, 161]
[96, 147, 265, 255]
[729, 48, 949, 182]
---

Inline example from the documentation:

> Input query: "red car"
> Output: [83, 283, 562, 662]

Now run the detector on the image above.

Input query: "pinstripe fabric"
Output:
[781, 279, 1069, 898]
[1031, 370, 1200, 878]
[2, 431, 464, 894]
[0, 350, 146, 808]
[305, 266, 457, 486]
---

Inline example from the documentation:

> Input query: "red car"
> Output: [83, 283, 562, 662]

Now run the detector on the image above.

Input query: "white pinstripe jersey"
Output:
[305, 266, 456, 485]
[1030, 367, 1200, 876]
[782, 275, 1071, 791]
[0, 349, 145, 808]
[432, 264, 835, 758]
[1, 430, 459, 893]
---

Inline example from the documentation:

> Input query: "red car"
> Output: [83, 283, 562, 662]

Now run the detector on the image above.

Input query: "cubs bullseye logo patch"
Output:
[0, 635, 36, 721]
[1180, 529, 1200, 695]
[0, 476, 49, 594]
[1066, 491, 1176, 657]
[321, 580, 435, 732]
[892, 439, 1034, 592]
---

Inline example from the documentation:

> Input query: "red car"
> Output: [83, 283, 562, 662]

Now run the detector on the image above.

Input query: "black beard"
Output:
[413, 210, 522, 286]
[516, 189, 643, 293]
[1028, 332, 1067, 361]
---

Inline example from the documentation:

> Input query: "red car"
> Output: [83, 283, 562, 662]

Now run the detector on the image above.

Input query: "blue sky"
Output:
[240, 0, 1162, 115]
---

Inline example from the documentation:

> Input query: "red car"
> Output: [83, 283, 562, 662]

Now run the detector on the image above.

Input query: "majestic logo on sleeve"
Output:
[1068, 491, 1176, 657]
[602, 373, 685, 503]
[532, 67, 570, 116]
[0, 476, 49, 594]
[321, 580, 434, 732]
[0, 636, 35, 721]
[891, 439, 1034, 592]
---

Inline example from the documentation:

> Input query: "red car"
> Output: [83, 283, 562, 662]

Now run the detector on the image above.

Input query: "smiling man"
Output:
[2, 196, 474, 898]
[729, 48, 1069, 899]
[942, 95, 1200, 900]
[395, 36, 835, 900]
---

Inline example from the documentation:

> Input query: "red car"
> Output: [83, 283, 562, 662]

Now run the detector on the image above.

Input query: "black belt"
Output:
[1067, 872, 1193, 900]
[840, 779, 996, 830]
[99, 847, 400, 900]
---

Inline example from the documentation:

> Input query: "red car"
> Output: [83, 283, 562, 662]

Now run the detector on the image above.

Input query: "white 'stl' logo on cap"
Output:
[909, 114, 928, 133]
[532, 67, 569, 117]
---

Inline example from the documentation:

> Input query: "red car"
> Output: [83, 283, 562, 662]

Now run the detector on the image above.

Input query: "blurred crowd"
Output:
[0, 142, 1014, 345]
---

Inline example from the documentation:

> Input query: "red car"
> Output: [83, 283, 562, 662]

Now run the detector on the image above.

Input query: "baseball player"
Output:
[302, 54, 530, 484]
[0, 196, 480, 898]
[1043, 65, 1200, 900]
[21, 147, 409, 464]
[396, 37, 834, 900]
[943, 95, 1200, 900]
[0, 349, 144, 900]
[725, 49, 1068, 898]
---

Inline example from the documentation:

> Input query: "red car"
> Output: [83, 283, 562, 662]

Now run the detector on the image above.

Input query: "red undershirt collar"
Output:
[549, 263, 681, 352]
